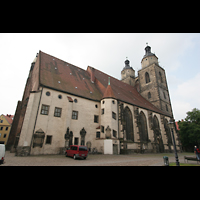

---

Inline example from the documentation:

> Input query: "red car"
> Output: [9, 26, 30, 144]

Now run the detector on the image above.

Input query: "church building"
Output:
[8, 45, 181, 156]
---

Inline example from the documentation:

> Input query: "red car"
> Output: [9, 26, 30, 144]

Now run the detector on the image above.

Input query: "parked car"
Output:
[0, 144, 5, 165]
[65, 145, 88, 160]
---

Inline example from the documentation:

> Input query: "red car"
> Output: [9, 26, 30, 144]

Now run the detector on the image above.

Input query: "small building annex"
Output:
[8, 45, 181, 156]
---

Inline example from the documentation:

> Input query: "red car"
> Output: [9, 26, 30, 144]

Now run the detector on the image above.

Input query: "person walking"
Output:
[194, 146, 200, 161]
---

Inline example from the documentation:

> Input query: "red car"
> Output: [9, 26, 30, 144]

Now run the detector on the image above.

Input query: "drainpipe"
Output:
[29, 87, 43, 155]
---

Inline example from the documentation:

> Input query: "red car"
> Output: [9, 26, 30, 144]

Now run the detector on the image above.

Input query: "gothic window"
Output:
[164, 119, 172, 147]
[145, 72, 150, 83]
[148, 92, 151, 99]
[138, 111, 148, 142]
[123, 107, 134, 141]
[153, 115, 164, 153]
[159, 71, 163, 83]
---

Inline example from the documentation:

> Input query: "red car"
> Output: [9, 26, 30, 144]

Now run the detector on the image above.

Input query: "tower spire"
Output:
[108, 77, 110, 85]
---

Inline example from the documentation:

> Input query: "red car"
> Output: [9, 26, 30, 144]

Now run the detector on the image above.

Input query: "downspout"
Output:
[29, 87, 43, 155]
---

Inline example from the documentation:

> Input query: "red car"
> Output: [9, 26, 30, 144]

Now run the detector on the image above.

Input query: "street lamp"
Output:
[168, 118, 180, 166]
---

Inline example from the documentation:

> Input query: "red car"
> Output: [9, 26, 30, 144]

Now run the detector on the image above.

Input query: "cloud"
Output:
[171, 73, 200, 120]
[1, 33, 200, 117]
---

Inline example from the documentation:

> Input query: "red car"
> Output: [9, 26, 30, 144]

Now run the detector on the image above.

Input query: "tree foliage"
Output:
[178, 108, 200, 152]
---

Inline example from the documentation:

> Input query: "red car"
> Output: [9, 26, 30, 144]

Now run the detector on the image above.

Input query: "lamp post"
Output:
[168, 118, 180, 166]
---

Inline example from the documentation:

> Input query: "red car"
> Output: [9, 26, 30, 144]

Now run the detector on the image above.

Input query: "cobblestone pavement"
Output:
[1, 151, 194, 166]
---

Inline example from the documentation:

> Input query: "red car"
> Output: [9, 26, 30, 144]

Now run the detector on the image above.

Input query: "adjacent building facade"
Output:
[0, 114, 13, 145]
[8, 45, 181, 156]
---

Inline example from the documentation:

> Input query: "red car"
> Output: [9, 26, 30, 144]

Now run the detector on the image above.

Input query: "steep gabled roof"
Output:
[102, 85, 116, 99]
[38, 51, 170, 116]
[39, 51, 102, 101]
[92, 67, 169, 116]
[4, 114, 14, 125]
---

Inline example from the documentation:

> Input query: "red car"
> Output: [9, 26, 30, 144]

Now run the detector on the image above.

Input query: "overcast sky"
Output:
[1, 33, 200, 121]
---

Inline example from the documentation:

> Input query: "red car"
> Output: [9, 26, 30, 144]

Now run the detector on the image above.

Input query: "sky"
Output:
[0, 33, 200, 121]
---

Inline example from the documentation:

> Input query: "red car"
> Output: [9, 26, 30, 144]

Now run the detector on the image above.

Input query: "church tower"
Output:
[138, 44, 173, 116]
[121, 58, 135, 86]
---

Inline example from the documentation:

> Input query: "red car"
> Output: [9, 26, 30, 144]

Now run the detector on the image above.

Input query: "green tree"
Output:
[178, 108, 200, 152]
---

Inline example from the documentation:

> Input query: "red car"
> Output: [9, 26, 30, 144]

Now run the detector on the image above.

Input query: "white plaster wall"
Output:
[104, 139, 113, 154]
[31, 87, 101, 155]
[18, 91, 41, 147]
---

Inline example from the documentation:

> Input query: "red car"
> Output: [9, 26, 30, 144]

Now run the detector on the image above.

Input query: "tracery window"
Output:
[138, 111, 148, 142]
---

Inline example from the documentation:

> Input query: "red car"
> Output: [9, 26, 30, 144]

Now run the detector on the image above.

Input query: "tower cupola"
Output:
[121, 58, 135, 86]
[123, 59, 131, 70]
[141, 44, 158, 69]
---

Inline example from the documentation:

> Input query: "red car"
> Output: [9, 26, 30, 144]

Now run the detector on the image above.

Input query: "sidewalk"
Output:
[1, 151, 195, 166]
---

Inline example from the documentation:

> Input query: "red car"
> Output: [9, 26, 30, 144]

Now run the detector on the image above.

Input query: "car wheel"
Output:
[73, 155, 76, 160]
[84, 157, 86, 159]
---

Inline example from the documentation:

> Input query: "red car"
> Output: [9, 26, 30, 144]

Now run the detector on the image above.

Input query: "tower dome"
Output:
[141, 44, 158, 68]
[123, 58, 132, 70]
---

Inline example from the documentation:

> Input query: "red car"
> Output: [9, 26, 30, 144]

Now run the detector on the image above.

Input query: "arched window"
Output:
[145, 72, 150, 83]
[164, 119, 172, 147]
[138, 111, 148, 142]
[153, 115, 164, 153]
[148, 92, 151, 99]
[123, 106, 134, 141]
[159, 71, 163, 83]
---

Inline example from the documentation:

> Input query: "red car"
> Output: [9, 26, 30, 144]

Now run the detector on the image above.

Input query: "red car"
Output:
[65, 145, 88, 160]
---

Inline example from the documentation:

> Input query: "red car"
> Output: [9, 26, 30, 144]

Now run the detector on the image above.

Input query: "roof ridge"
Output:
[40, 50, 86, 72]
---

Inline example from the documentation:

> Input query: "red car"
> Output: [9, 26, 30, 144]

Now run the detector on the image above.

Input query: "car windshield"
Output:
[79, 147, 87, 151]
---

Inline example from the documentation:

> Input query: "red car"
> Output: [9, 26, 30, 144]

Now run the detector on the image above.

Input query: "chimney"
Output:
[87, 66, 96, 83]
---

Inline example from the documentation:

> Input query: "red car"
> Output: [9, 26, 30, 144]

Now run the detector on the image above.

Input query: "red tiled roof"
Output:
[4, 114, 14, 125]
[93, 67, 169, 115]
[39, 51, 102, 101]
[38, 51, 170, 116]
[175, 122, 180, 131]
[102, 85, 116, 99]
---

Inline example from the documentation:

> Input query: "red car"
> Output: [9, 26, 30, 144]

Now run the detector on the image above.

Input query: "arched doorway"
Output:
[153, 115, 164, 153]
[123, 107, 134, 141]
[138, 111, 148, 143]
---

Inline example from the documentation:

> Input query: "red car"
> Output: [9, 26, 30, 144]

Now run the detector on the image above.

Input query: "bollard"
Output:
[163, 156, 169, 166]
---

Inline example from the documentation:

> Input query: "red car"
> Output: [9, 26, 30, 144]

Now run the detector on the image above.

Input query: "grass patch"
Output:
[169, 162, 200, 166]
